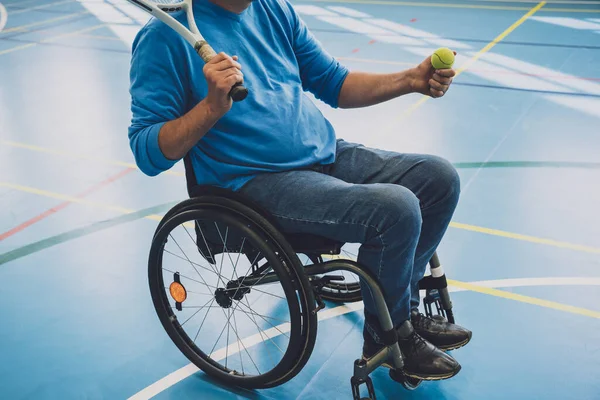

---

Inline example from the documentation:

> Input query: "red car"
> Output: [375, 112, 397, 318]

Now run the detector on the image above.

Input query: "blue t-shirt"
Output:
[128, 0, 349, 191]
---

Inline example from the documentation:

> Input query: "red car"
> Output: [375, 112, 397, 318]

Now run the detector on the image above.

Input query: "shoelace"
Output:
[412, 312, 435, 330]
[404, 331, 429, 357]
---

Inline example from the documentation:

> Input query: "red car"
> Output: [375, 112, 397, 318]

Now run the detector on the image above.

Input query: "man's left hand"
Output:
[410, 52, 457, 98]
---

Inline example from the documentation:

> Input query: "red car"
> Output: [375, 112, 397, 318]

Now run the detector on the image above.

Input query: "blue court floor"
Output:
[1, 0, 600, 399]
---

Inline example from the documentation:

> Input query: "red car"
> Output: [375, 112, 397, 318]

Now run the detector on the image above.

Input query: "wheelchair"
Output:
[147, 185, 457, 399]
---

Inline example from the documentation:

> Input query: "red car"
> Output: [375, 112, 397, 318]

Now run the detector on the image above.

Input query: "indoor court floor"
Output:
[1, 0, 600, 399]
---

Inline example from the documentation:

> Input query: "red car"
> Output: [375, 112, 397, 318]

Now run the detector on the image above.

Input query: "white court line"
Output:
[327, 6, 371, 18]
[530, 16, 600, 30]
[469, 0, 600, 3]
[127, 277, 600, 400]
[0, 3, 7, 33]
[294, 4, 339, 16]
[7, 0, 74, 15]
[109, 0, 151, 25]
[317, 15, 394, 35]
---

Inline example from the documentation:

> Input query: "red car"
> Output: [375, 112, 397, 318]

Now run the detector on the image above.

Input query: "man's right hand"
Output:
[203, 52, 244, 117]
[156, 53, 243, 161]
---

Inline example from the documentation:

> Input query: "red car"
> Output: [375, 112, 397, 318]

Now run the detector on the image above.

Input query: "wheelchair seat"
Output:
[186, 184, 343, 257]
[285, 232, 343, 255]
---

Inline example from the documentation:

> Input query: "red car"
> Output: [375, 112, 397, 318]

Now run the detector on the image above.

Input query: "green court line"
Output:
[4, 141, 600, 172]
[453, 161, 600, 169]
[0, 201, 177, 266]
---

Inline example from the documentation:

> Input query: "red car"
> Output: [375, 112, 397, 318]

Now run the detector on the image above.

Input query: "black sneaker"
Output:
[411, 310, 472, 351]
[363, 318, 461, 381]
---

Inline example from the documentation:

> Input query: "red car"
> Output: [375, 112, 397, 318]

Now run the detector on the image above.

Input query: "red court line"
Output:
[0, 167, 134, 241]
[350, 39, 377, 54]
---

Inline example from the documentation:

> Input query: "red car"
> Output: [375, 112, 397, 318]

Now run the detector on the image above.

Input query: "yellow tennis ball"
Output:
[431, 47, 455, 69]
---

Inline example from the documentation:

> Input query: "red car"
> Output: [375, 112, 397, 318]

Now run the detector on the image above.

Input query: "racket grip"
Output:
[196, 41, 217, 61]
[229, 82, 248, 102]
[195, 41, 249, 102]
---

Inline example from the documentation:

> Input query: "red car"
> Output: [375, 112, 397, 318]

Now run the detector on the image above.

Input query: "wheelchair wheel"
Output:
[148, 197, 318, 389]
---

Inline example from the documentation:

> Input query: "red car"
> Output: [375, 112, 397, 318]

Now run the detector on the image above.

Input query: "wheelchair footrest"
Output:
[423, 289, 455, 324]
[423, 290, 447, 319]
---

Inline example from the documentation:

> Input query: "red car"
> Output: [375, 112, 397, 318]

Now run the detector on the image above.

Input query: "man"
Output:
[128, 0, 471, 383]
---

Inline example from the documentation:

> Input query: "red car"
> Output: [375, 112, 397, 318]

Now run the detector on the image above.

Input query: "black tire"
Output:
[148, 197, 318, 389]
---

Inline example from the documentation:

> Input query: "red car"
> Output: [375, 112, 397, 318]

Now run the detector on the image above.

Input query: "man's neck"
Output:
[208, 0, 251, 14]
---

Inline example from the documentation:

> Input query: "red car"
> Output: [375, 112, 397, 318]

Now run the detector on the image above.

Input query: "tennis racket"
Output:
[126, 0, 248, 102]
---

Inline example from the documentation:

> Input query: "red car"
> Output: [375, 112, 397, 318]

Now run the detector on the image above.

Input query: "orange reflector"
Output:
[169, 281, 187, 303]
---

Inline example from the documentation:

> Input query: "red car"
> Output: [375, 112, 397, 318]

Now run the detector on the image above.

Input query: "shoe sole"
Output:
[436, 332, 472, 351]
[403, 364, 461, 381]
[360, 357, 461, 381]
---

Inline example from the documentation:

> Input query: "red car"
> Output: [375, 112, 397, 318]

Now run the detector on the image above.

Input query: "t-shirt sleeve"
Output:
[286, 2, 349, 108]
[128, 26, 190, 176]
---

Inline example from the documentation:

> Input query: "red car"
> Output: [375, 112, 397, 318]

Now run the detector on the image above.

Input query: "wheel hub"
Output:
[214, 288, 233, 308]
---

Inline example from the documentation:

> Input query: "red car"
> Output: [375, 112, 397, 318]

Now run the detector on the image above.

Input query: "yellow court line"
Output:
[455, 1, 546, 77]
[297, 0, 600, 12]
[0, 182, 164, 222]
[0, 140, 185, 177]
[449, 222, 600, 254]
[390, 1, 546, 125]
[0, 42, 37, 54]
[0, 11, 90, 34]
[4, 0, 40, 7]
[0, 23, 106, 56]
[449, 279, 600, 319]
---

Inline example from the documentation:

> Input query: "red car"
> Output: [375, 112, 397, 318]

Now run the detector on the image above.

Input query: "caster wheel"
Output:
[389, 369, 422, 390]
[400, 376, 422, 390]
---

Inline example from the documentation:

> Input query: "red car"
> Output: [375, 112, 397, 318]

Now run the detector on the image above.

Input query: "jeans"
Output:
[238, 139, 460, 328]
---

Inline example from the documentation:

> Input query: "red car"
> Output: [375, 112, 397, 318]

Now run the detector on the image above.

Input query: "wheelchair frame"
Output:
[148, 187, 456, 399]
[239, 252, 454, 397]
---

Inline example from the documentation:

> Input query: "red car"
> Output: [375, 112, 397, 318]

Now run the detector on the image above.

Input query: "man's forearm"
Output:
[337, 69, 416, 109]
[158, 100, 223, 160]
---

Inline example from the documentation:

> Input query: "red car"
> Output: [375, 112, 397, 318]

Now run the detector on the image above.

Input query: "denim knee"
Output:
[424, 156, 461, 210]
[367, 184, 422, 240]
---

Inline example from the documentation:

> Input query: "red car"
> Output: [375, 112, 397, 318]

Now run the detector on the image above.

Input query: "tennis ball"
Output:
[431, 47, 455, 69]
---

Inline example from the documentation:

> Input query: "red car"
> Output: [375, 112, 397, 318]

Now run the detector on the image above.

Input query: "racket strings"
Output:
[148, 0, 187, 12]
[151, 0, 184, 4]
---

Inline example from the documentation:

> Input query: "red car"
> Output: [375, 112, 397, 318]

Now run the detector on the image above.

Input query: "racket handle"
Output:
[229, 82, 248, 102]
[195, 41, 249, 102]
